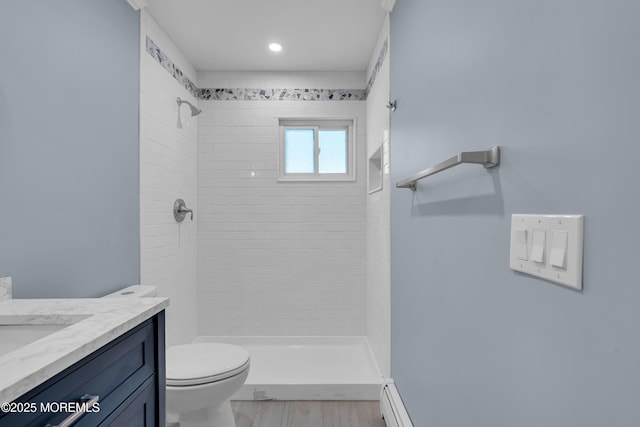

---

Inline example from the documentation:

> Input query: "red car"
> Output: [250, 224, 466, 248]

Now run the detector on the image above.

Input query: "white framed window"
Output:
[278, 119, 355, 181]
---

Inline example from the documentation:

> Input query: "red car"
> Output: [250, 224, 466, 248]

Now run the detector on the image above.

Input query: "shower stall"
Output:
[139, 9, 390, 401]
[191, 89, 385, 400]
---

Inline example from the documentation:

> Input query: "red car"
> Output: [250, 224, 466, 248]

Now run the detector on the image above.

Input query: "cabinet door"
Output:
[97, 378, 156, 426]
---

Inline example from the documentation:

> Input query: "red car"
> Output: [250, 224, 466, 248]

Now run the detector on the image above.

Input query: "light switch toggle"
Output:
[550, 231, 568, 269]
[531, 229, 546, 263]
[515, 229, 528, 260]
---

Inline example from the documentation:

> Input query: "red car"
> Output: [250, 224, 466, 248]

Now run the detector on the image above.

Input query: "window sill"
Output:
[277, 175, 356, 182]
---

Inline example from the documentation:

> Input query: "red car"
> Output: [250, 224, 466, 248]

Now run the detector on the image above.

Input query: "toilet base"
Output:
[169, 400, 236, 427]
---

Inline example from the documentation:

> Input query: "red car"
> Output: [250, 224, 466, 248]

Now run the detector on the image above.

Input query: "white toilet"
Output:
[103, 285, 251, 427]
[166, 343, 250, 427]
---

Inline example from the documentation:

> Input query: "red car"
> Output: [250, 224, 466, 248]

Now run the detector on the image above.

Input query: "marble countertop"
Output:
[0, 297, 169, 403]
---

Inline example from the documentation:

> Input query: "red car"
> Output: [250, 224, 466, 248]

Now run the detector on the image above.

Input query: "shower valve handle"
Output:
[179, 206, 193, 220]
[173, 199, 194, 222]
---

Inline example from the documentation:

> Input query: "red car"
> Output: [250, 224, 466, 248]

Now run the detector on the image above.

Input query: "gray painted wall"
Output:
[390, 0, 640, 425]
[0, 1, 140, 298]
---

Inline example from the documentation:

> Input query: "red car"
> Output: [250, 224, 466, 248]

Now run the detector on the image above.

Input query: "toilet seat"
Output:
[167, 343, 250, 387]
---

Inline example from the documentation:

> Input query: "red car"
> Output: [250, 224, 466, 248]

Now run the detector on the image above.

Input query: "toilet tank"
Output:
[102, 285, 157, 298]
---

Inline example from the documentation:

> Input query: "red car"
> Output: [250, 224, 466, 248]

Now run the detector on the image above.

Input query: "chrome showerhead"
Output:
[176, 97, 202, 116]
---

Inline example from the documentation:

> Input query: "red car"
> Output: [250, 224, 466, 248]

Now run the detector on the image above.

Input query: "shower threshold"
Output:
[194, 336, 384, 400]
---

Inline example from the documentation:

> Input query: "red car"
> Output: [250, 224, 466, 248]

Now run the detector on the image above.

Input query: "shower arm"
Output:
[176, 97, 201, 116]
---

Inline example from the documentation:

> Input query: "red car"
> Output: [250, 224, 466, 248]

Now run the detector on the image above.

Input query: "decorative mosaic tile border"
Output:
[364, 38, 388, 97]
[145, 36, 199, 98]
[145, 36, 387, 102]
[199, 88, 366, 101]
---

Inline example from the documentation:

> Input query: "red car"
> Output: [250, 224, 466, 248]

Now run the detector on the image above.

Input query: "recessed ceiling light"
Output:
[268, 42, 282, 52]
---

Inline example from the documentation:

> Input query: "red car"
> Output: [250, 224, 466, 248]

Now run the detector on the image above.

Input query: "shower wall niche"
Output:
[368, 145, 383, 194]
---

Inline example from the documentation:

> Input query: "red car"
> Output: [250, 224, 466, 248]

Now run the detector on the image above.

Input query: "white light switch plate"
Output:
[509, 214, 584, 290]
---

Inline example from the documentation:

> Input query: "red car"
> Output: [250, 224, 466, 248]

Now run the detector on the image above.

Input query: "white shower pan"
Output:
[194, 336, 384, 400]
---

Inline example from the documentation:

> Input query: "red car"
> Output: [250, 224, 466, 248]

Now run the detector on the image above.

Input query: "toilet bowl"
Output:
[102, 285, 250, 427]
[166, 343, 250, 427]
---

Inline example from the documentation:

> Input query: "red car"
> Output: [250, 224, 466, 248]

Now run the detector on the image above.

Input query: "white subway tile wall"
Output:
[196, 74, 367, 335]
[140, 11, 199, 347]
[365, 16, 391, 377]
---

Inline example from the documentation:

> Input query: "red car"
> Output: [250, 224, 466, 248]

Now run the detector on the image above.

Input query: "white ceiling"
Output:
[145, 0, 387, 72]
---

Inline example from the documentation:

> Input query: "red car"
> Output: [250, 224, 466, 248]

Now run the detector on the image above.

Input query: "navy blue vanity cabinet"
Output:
[0, 311, 166, 427]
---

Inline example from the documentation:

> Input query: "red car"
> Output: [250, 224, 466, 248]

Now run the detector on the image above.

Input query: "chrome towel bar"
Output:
[396, 146, 500, 191]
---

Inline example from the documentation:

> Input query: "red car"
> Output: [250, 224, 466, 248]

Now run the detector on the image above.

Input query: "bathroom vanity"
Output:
[0, 296, 168, 426]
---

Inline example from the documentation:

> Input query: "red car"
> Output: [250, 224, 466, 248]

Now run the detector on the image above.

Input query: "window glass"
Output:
[318, 130, 347, 174]
[284, 128, 315, 174]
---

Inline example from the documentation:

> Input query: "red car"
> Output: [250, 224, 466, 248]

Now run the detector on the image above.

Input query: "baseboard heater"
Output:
[380, 382, 413, 427]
